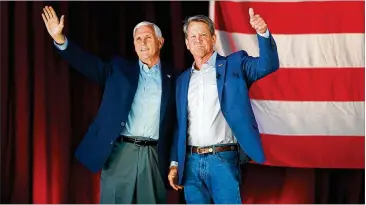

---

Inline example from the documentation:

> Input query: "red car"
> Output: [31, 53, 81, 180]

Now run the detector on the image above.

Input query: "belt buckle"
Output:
[197, 146, 214, 154]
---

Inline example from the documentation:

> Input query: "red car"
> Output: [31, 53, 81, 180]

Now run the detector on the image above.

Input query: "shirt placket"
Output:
[142, 68, 150, 136]
[199, 71, 204, 141]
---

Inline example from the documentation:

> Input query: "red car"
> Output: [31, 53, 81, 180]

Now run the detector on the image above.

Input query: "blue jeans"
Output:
[183, 149, 242, 204]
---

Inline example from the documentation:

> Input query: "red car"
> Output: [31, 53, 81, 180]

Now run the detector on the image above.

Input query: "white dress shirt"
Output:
[187, 51, 236, 146]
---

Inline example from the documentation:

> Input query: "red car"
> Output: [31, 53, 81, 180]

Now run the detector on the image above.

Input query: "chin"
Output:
[139, 55, 151, 60]
[193, 52, 206, 58]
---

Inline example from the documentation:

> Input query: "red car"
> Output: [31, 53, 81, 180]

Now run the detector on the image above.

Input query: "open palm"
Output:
[42, 6, 64, 40]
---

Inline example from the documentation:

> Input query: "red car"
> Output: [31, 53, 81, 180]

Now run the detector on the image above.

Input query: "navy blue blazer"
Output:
[171, 34, 280, 185]
[56, 40, 176, 182]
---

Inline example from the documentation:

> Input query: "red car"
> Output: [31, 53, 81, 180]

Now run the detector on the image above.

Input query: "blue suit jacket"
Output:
[55, 40, 176, 182]
[171, 34, 280, 184]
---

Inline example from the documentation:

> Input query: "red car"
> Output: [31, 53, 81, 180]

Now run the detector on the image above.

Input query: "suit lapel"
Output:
[159, 65, 171, 125]
[180, 69, 191, 124]
[215, 54, 227, 104]
[130, 61, 141, 92]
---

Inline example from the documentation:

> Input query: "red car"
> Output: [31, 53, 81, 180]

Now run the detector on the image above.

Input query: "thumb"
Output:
[249, 8, 254, 18]
[59, 15, 65, 27]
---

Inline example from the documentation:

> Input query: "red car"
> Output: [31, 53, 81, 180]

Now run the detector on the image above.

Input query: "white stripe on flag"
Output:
[214, 30, 365, 68]
[251, 100, 365, 136]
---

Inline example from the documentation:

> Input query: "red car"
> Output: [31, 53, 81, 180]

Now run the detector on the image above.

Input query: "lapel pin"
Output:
[167, 74, 171, 78]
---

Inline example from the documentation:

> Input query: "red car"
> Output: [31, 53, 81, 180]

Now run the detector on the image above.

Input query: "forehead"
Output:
[134, 25, 155, 37]
[187, 21, 210, 33]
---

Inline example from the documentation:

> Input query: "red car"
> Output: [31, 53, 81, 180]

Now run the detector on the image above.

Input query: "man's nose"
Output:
[195, 35, 202, 43]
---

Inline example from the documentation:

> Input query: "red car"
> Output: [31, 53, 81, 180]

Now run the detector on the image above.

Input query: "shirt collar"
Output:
[139, 60, 161, 74]
[191, 51, 217, 72]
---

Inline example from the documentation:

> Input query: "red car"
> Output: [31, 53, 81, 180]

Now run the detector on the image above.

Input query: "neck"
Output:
[141, 56, 159, 68]
[193, 51, 214, 70]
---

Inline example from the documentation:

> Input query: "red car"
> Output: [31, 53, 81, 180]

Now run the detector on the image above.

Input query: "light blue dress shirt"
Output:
[54, 38, 162, 140]
[120, 61, 162, 140]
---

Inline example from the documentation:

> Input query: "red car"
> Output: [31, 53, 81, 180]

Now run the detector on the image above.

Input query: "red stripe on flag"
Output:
[214, 1, 365, 34]
[249, 68, 365, 101]
[256, 134, 365, 169]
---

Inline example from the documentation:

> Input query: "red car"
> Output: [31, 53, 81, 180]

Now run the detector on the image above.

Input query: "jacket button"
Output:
[121, 122, 125, 126]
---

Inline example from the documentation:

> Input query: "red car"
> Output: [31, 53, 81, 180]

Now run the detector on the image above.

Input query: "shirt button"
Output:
[121, 122, 125, 126]
[110, 141, 114, 144]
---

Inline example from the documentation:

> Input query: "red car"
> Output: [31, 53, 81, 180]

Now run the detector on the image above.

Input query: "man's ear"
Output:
[159, 37, 165, 49]
[185, 38, 190, 50]
[212, 33, 217, 45]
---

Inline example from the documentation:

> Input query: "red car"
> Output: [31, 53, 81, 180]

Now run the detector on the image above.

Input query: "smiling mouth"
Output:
[141, 48, 149, 51]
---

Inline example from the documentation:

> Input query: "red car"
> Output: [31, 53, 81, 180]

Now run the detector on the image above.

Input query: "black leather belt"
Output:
[121, 136, 158, 147]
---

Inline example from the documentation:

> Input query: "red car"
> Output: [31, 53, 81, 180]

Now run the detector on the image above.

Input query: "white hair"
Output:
[133, 21, 163, 38]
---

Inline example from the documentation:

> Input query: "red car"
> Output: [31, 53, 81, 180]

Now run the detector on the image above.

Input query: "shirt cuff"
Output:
[257, 29, 270, 38]
[170, 161, 178, 167]
[53, 37, 68, 50]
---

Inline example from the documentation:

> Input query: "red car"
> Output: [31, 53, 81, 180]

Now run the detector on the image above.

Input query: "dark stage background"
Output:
[1, 1, 364, 204]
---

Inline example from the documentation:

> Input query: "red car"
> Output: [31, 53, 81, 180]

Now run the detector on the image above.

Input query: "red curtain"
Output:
[1, 1, 364, 204]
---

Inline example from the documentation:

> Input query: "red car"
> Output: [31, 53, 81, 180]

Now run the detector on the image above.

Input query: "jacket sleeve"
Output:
[54, 37, 112, 86]
[241, 32, 280, 85]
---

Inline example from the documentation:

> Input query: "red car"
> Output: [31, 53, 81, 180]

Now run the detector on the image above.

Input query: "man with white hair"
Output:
[42, 6, 176, 204]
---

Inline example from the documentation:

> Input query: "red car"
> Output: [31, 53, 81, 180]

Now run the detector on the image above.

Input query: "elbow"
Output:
[263, 58, 279, 75]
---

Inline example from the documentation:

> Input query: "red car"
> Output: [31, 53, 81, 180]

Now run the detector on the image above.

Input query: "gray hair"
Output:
[133, 21, 163, 38]
[183, 15, 215, 38]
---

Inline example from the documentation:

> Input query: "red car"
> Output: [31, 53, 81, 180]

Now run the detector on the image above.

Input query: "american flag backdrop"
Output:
[209, 0, 365, 169]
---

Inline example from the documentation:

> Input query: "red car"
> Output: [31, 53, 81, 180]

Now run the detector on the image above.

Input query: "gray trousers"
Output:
[100, 137, 167, 204]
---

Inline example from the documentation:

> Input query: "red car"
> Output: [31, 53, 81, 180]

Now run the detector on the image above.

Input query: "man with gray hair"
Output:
[42, 6, 176, 204]
[169, 10, 279, 203]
